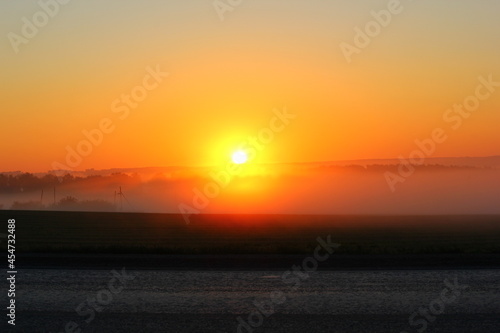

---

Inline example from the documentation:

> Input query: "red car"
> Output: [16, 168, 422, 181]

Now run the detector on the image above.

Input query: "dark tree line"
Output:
[10, 196, 115, 211]
[0, 172, 138, 194]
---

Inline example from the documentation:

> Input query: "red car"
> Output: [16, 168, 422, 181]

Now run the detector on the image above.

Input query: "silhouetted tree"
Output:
[58, 196, 78, 207]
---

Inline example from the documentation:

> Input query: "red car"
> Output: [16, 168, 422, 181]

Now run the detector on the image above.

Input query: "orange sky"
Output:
[1, 0, 500, 172]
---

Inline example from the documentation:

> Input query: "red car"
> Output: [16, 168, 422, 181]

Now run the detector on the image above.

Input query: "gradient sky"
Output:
[1, 0, 500, 172]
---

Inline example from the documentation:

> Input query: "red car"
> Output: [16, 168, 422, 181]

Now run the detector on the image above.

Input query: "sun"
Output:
[231, 150, 248, 164]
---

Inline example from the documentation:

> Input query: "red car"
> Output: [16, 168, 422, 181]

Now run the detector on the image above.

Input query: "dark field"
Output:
[2, 210, 500, 255]
[2, 211, 500, 333]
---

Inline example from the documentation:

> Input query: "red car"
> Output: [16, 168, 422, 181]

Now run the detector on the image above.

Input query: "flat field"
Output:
[2, 210, 500, 255]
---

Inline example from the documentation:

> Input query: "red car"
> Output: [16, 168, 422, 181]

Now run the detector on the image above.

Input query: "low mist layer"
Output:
[1, 157, 500, 215]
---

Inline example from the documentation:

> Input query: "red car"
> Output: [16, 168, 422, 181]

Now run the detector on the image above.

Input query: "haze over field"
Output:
[2, 156, 499, 215]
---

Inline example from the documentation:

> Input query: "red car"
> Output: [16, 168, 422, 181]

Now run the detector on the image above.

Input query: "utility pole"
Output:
[118, 187, 123, 211]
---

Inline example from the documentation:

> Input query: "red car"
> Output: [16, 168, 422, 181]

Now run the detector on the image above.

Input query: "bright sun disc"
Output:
[232, 150, 248, 164]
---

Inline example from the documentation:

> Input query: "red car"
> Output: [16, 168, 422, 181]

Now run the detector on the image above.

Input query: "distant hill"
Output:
[45, 155, 500, 177]
[290, 155, 500, 169]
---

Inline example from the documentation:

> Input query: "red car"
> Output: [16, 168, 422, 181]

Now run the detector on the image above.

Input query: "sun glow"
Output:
[231, 150, 248, 164]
